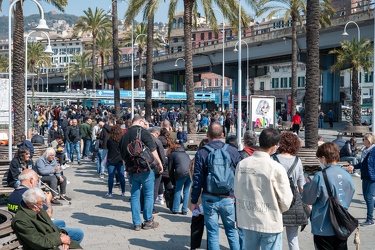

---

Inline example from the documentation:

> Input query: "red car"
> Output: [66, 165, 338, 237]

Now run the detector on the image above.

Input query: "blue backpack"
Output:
[204, 144, 234, 194]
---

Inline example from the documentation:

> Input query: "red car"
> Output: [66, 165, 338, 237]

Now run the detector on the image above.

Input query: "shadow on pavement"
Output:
[71, 212, 133, 229]
[158, 213, 191, 223]
[96, 202, 131, 212]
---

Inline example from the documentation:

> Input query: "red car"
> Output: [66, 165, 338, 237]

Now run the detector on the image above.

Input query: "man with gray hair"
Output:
[35, 148, 71, 205]
[12, 187, 82, 249]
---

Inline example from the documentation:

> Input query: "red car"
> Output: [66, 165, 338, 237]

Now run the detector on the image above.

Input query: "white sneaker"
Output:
[352, 173, 361, 177]
[155, 198, 165, 205]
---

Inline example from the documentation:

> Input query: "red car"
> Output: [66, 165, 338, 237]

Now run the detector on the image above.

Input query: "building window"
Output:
[260, 81, 264, 90]
[281, 77, 288, 88]
[178, 18, 183, 29]
[272, 78, 279, 88]
[153, 82, 158, 89]
[173, 38, 178, 43]
[177, 46, 182, 51]
[208, 32, 212, 40]
[172, 19, 176, 29]
[200, 33, 205, 40]
[226, 78, 230, 86]
[208, 79, 212, 87]
[289, 77, 292, 88]
[298, 76, 305, 87]
[283, 67, 288, 72]
[192, 34, 196, 41]
[201, 79, 205, 87]
[340, 76, 345, 86]
[300, 65, 306, 71]
[215, 78, 219, 86]
[274, 68, 279, 72]
[365, 72, 373, 83]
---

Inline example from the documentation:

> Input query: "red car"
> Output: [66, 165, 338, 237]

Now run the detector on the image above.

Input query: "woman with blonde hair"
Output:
[347, 133, 375, 226]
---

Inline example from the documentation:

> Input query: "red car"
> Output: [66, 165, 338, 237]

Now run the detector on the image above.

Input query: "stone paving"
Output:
[3, 121, 375, 249]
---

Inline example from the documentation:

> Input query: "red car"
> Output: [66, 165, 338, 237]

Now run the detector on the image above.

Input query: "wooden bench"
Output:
[338, 125, 370, 137]
[0, 160, 13, 195]
[0, 210, 22, 250]
[185, 133, 208, 151]
[297, 148, 350, 174]
[278, 121, 293, 131]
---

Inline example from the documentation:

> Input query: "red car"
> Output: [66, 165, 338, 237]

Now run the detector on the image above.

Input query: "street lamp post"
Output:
[237, 0, 243, 150]
[212, 8, 225, 112]
[234, 40, 249, 131]
[59, 52, 71, 91]
[24, 31, 53, 138]
[342, 21, 361, 106]
[8, 0, 50, 160]
[131, 33, 146, 119]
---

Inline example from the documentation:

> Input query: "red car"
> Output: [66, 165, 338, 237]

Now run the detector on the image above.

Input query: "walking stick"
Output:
[40, 180, 72, 205]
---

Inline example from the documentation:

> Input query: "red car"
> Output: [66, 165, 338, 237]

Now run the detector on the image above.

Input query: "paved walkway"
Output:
[3, 121, 375, 249]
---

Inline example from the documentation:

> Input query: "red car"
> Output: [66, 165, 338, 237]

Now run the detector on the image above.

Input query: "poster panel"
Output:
[250, 96, 276, 130]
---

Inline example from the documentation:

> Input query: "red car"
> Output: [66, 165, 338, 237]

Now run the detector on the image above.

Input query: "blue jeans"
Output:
[202, 194, 239, 250]
[52, 220, 84, 244]
[107, 161, 125, 194]
[97, 149, 108, 174]
[319, 118, 324, 129]
[362, 179, 375, 221]
[65, 140, 71, 160]
[82, 139, 92, 158]
[242, 228, 282, 250]
[172, 176, 191, 213]
[131, 170, 155, 226]
[340, 155, 361, 165]
[70, 141, 81, 163]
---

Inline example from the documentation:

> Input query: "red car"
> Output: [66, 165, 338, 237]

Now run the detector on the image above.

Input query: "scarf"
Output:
[244, 146, 257, 156]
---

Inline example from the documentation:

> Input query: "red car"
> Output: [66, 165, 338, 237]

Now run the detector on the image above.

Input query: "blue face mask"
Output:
[319, 160, 327, 170]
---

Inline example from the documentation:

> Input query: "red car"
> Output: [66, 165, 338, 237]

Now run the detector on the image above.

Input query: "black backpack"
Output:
[127, 128, 155, 172]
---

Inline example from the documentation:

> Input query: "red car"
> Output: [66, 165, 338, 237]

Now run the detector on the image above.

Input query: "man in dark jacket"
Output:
[191, 122, 241, 249]
[149, 127, 166, 210]
[340, 138, 361, 176]
[12, 187, 82, 250]
[80, 118, 92, 160]
[97, 119, 112, 178]
[119, 115, 163, 231]
[65, 119, 82, 165]
[30, 130, 45, 144]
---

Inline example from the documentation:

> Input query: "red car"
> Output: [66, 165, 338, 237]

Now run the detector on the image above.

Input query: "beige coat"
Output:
[234, 151, 293, 233]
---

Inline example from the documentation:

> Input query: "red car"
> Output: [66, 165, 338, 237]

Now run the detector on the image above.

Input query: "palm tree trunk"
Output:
[305, 0, 320, 148]
[101, 54, 104, 89]
[145, 15, 154, 122]
[92, 38, 96, 90]
[184, 0, 196, 134]
[352, 68, 361, 126]
[13, 2, 25, 143]
[291, 14, 298, 117]
[112, 0, 121, 120]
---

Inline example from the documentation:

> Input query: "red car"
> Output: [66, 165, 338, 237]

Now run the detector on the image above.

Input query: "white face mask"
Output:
[319, 159, 327, 170]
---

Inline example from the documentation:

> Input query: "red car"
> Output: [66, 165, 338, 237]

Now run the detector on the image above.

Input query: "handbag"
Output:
[322, 169, 358, 240]
[273, 155, 310, 228]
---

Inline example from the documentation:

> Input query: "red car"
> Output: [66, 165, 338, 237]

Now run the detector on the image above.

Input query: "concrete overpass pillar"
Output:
[321, 54, 341, 122]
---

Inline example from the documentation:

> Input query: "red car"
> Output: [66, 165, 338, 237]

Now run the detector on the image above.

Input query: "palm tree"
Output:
[94, 33, 113, 90]
[69, 52, 92, 89]
[257, 0, 334, 117]
[0, 54, 7, 72]
[304, 0, 320, 148]
[27, 42, 52, 93]
[125, 0, 252, 132]
[2, 0, 67, 144]
[73, 7, 111, 91]
[122, 23, 148, 91]
[329, 38, 374, 126]
[111, 0, 121, 120]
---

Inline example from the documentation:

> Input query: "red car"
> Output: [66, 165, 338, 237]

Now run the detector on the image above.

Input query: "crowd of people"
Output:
[6, 103, 375, 249]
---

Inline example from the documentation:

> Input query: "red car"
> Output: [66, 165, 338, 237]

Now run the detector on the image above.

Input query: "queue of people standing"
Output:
[17, 103, 372, 250]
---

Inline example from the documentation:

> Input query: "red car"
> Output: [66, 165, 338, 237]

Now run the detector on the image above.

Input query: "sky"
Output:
[0, 0, 257, 24]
